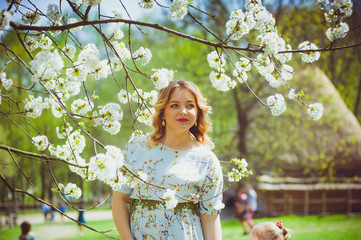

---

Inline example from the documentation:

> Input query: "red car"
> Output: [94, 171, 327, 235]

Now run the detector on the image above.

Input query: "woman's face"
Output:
[163, 88, 198, 135]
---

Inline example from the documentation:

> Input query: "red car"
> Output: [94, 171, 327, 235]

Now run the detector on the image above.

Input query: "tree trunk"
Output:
[232, 87, 248, 158]
[354, 75, 361, 117]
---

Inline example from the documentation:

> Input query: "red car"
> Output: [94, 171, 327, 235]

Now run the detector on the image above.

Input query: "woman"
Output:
[112, 80, 224, 239]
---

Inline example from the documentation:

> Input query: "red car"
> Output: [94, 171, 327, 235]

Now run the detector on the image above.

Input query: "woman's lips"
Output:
[177, 118, 189, 122]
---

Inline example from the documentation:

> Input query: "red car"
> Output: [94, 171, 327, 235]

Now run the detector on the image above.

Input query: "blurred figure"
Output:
[77, 201, 86, 236]
[40, 202, 50, 223]
[58, 201, 67, 224]
[250, 221, 291, 240]
[246, 184, 257, 229]
[19, 221, 36, 240]
[235, 189, 250, 235]
[49, 201, 56, 224]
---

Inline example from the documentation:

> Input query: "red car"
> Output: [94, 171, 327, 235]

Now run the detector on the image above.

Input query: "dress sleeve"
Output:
[116, 135, 146, 194]
[199, 152, 224, 215]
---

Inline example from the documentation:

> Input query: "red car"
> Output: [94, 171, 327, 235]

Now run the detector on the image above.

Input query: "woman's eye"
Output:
[171, 104, 178, 108]
[187, 104, 195, 108]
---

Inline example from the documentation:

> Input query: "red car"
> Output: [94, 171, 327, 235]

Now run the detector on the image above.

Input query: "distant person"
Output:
[250, 221, 291, 240]
[235, 189, 251, 235]
[58, 201, 67, 224]
[246, 184, 257, 228]
[49, 201, 56, 224]
[40, 202, 50, 223]
[19, 221, 36, 240]
[77, 201, 86, 235]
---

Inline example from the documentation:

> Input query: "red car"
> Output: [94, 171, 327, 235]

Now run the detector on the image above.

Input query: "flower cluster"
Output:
[25, 34, 53, 52]
[133, 47, 152, 66]
[307, 102, 323, 121]
[162, 189, 178, 209]
[228, 158, 252, 182]
[24, 95, 47, 118]
[55, 183, 82, 199]
[106, 24, 124, 40]
[319, 0, 352, 42]
[138, 0, 155, 9]
[21, 11, 41, 24]
[169, 0, 188, 20]
[298, 41, 320, 63]
[0, 72, 13, 91]
[267, 94, 287, 116]
[88, 145, 124, 182]
[32, 135, 49, 151]
[71, 98, 93, 117]
[75, 0, 103, 7]
[30, 50, 64, 82]
[0, 10, 12, 36]
[150, 68, 174, 90]
[92, 103, 123, 135]
[47, 4, 62, 22]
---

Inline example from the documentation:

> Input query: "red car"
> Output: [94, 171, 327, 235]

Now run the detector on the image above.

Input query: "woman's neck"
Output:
[162, 131, 194, 150]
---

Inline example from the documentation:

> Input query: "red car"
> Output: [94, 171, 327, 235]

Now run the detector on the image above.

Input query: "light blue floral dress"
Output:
[117, 135, 224, 240]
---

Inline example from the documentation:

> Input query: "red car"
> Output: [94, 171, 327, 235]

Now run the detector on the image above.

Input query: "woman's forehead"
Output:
[169, 88, 196, 102]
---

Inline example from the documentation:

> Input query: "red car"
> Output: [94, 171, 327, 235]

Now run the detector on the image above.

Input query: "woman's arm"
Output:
[200, 214, 222, 240]
[112, 191, 134, 240]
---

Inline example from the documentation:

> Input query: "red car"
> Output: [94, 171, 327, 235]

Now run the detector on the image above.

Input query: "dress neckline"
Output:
[159, 140, 201, 152]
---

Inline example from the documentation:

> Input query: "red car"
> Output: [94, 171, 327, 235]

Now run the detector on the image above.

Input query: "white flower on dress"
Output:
[307, 102, 323, 121]
[163, 189, 178, 210]
[32, 135, 49, 151]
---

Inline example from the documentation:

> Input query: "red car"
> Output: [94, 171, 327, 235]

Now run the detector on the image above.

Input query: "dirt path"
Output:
[12, 210, 113, 239]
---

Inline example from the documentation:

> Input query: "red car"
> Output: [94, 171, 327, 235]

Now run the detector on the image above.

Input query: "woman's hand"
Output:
[112, 191, 134, 240]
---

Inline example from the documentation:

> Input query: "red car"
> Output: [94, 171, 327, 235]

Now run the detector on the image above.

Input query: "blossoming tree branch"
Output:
[0, 0, 359, 236]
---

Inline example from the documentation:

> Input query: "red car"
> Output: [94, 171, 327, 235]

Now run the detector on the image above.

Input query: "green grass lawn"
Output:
[1, 215, 361, 240]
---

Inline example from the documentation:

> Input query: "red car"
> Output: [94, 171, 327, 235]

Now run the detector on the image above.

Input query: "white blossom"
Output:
[66, 130, 86, 155]
[21, 11, 41, 24]
[260, 32, 285, 56]
[133, 47, 152, 65]
[107, 25, 124, 39]
[103, 120, 121, 135]
[112, 9, 123, 19]
[226, 16, 251, 41]
[63, 44, 76, 58]
[163, 189, 178, 209]
[169, 0, 188, 20]
[48, 144, 71, 160]
[0, 10, 12, 36]
[150, 68, 173, 90]
[307, 102, 323, 121]
[280, 64, 293, 81]
[112, 41, 131, 61]
[143, 90, 157, 105]
[267, 94, 287, 116]
[207, 51, 226, 70]
[30, 50, 64, 82]
[288, 89, 297, 100]
[68, 18, 83, 32]
[326, 22, 349, 41]
[47, 4, 62, 22]
[136, 108, 154, 126]
[0, 72, 13, 90]
[209, 71, 235, 92]
[265, 74, 282, 88]
[89, 153, 118, 181]
[118, 89, 130, 104]
[32, 135, 49, 151]
[253, 54, 274, 76]
[71, 98, 93, 116]
[56, 123, 73, 139]
[138, 0, 155, 9]
[63, 183, 82, 199]
[298, 41, 320, 63]
[24, 95, 45, 118]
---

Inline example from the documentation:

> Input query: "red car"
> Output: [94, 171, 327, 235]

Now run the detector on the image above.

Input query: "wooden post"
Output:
[304, 190, 309, 216]
[283, 192, 288, 215]
[322, 190, 327, 215]
[289, 193, 293, 215]
[347, 189, 352, 215]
